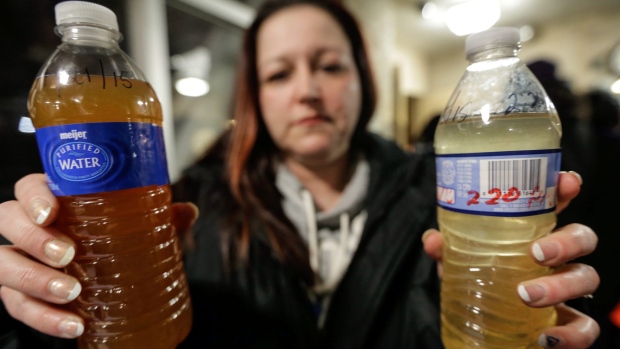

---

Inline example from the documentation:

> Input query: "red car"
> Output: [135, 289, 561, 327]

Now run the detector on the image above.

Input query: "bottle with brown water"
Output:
[28, 1, 192, 348]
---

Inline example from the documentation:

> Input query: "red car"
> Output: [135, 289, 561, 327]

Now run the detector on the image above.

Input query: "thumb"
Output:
[422, 229, 443, 261]
[422, 228, 444, 278]
[171, 202, 199, 249]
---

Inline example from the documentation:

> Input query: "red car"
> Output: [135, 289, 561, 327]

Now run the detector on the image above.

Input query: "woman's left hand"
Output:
[518, 222, 599, 348]
[422, 171, 600, 348]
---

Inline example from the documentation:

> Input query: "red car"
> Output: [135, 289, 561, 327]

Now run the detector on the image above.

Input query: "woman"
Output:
[0, 0, 600, 348]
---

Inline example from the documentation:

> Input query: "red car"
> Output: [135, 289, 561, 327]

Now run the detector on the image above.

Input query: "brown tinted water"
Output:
[29, 75, 192, 348]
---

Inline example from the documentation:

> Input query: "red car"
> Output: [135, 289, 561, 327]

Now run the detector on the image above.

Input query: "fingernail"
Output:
[532, 243, 546, 262]
[29, 197, 52, 225]
[568, 171, 583, 186]
[49, 278, 81, 301]
[421, 229, 434, 243]
[187, 202, 200, 223]
[518, 284, 546, 303]
[538, 333, 561, 347]
[531, 242, 559, 262]
[58, 317, 84, 338]
[45, 240, 75, 266]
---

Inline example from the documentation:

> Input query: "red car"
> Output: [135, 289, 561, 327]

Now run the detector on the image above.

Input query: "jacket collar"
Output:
[321, 133, 436, 347]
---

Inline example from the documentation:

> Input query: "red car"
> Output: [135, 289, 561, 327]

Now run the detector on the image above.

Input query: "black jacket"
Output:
[0, 134, 443, 349]
[177, 133, 443, 349]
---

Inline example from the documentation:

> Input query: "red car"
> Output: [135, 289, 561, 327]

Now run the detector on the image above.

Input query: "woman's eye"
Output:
[266, 71, 288, 82]
[321, 64, 344, 73]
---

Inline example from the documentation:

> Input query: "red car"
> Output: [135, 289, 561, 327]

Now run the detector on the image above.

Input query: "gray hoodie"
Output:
[275, 158, 370, 326]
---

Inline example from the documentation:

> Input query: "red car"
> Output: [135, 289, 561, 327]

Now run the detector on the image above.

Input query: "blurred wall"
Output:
[342, 0, 398, 140]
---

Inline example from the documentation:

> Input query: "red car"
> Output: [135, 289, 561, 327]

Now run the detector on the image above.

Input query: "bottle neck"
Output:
[55, 24, 121, 47]
[466, 46, 519, 63]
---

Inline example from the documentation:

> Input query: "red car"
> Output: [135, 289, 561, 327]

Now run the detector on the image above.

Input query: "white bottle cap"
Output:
[55, 1, 119, 32]
[465, 27, 520, 57]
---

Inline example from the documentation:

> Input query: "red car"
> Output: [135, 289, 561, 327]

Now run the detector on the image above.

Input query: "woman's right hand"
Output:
[0, 173, 84, 338]
[0, 174, 200, 340]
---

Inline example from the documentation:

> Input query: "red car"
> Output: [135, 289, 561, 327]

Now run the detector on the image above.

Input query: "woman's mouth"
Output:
[294, 115, 330, 126]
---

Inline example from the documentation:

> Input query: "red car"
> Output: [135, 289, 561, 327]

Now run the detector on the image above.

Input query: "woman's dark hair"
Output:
[188, 0, 377, 284]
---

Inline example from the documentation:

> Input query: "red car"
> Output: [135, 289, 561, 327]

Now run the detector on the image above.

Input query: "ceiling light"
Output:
[520, 25, 535, 42]
[445, 0, 501, 36]
[421, 2, 439, 20]
[611, 78, 620, 94]
[175, 77, 210, 97]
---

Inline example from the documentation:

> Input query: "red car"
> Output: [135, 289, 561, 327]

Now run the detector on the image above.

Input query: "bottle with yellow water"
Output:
[435, 27, 561, 348]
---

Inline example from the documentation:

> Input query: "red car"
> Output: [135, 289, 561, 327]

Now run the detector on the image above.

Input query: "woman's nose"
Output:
[295, 66, 320, 103]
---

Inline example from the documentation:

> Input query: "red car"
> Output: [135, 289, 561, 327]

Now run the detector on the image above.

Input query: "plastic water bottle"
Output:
[434, 27, 561, 348]
[28, 2, 192, 348]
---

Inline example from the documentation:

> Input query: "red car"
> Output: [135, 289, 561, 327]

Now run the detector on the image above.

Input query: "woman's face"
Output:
[256, 5, 362, 166]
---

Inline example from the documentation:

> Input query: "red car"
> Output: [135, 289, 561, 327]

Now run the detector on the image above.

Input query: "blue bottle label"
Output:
[436, 149, 561, 216]
[35, 122, 170, 196]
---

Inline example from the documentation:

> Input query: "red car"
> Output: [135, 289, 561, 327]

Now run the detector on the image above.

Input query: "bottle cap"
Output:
[55, 1, 119, 32]
[465, 27, 520, 56]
